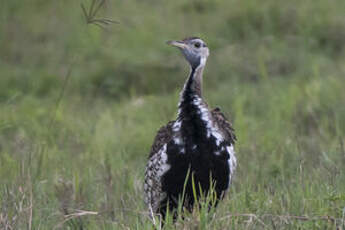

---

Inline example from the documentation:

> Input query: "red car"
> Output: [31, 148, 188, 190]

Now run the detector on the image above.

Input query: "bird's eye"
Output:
[194, 42, 201, 48]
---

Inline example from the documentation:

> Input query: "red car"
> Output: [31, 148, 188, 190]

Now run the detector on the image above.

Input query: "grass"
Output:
[1, 0, 345, 229]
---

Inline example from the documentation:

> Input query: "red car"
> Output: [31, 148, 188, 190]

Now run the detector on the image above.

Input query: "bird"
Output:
[144, 37, 237, 221]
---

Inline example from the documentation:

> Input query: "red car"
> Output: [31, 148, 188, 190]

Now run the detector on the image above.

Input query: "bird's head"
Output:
[167, 37, 209, 69]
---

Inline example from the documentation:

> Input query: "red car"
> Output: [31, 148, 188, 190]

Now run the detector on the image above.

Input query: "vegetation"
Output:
[1, 0, 345, 229]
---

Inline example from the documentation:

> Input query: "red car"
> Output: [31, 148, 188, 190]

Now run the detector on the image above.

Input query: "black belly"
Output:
[160, 140, 230, 214]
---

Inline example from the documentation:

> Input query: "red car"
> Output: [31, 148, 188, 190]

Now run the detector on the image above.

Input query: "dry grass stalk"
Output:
[218, 213, 344, 227]
[53, 210, 98, 230]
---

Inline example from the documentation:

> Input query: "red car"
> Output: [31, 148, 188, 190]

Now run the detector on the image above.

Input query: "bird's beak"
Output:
[166, 40, 188, 49]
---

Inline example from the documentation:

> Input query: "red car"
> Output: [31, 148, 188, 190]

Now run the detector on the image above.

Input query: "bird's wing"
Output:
[211, 107, 237, 145]
[148, 121, 175, 158]
[145, 121, 175, 213]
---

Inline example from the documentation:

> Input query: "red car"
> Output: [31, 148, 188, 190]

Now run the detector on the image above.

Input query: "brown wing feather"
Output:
[149, 121, 175, 158]
[211, 107, 237, 145]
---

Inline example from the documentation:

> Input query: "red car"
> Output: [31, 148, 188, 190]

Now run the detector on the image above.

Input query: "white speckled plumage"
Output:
[144, 144, 170, 212]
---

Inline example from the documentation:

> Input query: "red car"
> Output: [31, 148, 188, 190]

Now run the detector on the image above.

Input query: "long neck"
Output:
[183, 65, 204, 98]
[177, 63, 205, 118]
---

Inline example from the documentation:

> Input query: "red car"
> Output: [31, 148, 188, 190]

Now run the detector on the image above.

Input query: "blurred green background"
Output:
[1, 0, 345, 229]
